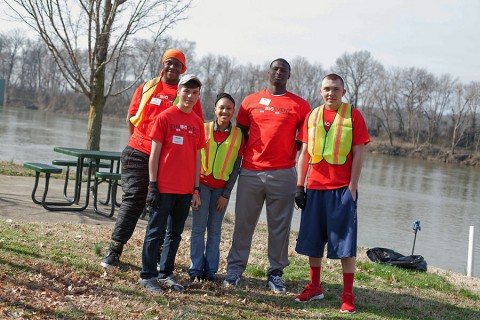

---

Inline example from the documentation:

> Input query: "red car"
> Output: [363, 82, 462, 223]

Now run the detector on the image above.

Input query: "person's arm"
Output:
[191, 149, 202, 210]
[221, 156, 242, 199]
[146, 139, 162, 208]
[127, 83, 143, 135]
[294, 143, 310, 209]
[236, 123, 250, 143]
[348, 144, 365, 201]
[216, 156, 242, 211]
[297, 143, 310, 186]
[149, 140, 162, 182]
[126, 113, 135, 136]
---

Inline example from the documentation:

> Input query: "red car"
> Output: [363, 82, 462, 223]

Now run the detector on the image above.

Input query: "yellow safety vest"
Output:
[129, 77, 162, 127]
[307, 103, 353, 165]
[201, 122, 243, 181]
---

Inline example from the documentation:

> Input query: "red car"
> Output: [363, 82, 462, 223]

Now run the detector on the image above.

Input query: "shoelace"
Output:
[270, 275, 284, 287]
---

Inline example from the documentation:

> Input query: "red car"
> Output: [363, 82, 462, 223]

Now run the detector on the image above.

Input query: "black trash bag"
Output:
[366, 247, 427, 272]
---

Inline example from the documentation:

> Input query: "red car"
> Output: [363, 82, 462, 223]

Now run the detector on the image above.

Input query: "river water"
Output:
[1, 107, 479, 277]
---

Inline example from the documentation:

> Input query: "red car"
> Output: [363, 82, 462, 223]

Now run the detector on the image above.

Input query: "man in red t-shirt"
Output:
[101, 49, 204, 269]
[139, 75, 205, 293]
[294, 74, 370, 314]
[223, 59, 311, 293]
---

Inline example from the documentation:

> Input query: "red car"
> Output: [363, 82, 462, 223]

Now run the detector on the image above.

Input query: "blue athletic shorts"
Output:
[295, 187, 357, 259]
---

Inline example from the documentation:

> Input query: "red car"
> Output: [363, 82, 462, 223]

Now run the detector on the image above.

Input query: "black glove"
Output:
[295, 186, 306, 209]
[146, 181, 161, 209]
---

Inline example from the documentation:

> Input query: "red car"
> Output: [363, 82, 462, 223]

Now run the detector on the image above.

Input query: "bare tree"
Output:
[0, 30, 24, 105]
[289, 56, 325, 108]
[104, 36, 196, 116]
[423, 74, 455, 146]
[5, 0, 191, 150]
[465, 81, 480, 152]
[195, 54, 239, 120]
[396, 67, 434, 145]
[450, 83, 474, 154]
[372, 68, 401, 147]
[332, 50, 383, 108]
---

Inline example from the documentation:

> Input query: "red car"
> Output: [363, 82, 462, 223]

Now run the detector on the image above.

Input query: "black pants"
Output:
[111, 146, 149, 244]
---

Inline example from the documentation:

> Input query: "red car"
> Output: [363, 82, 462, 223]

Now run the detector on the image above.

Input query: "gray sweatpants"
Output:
[226, 167, 296, 276]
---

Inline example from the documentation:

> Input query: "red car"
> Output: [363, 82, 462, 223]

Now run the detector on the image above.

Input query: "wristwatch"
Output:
[194, 186, 200, 195]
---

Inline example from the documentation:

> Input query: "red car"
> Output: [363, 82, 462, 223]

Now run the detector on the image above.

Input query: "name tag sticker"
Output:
[172, 135, 184, 145]
[150, 97, 162, 105]
[259, 98, 271, 106]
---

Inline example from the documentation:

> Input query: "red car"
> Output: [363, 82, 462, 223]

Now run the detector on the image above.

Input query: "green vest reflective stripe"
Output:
[201, 122, 243, 181]
[307, 103, 353, 165]
[129, 77, 161, 127]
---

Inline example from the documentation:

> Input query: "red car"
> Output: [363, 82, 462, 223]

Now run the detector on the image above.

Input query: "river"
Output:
[1, 106, 479, 277]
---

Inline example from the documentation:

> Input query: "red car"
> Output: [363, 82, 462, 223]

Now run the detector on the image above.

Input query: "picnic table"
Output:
[25, 147, 122, 216]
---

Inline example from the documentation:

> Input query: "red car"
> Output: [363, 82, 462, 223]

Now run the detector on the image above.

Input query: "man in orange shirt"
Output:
[101, 49, 203, 269]
[223, 59, 311, 293]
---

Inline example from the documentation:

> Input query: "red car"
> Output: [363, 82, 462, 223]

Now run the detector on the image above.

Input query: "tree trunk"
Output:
[86, 97, 105, 151]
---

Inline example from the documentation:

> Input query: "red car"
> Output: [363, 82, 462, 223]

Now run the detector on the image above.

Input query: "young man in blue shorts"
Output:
[294, 73, 370, 314]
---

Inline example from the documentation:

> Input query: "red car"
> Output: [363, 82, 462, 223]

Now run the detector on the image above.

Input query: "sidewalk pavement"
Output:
[0, 174, 148, 227]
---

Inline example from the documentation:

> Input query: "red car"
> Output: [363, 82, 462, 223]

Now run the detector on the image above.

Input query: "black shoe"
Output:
[101, 250, 120, 268]
[100, 241, 123, 269]
[204, 274, 216, 282]
[139, 278, 164, 294]
[189, 275, 202, 282]
[158, 274, 184, 292]
[266, 270, 286, 293]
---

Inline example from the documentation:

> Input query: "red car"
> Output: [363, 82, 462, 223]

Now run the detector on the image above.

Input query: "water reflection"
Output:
[359, 153, 480, 277]
[0, 107, 129, 163]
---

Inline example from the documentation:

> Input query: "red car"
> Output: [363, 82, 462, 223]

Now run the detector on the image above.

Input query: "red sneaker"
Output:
[295, 283, 324, 302]
[340, 292, 356, 314]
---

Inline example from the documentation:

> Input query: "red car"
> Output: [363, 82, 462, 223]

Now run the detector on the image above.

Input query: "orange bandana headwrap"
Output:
[162, 49, 187, 74]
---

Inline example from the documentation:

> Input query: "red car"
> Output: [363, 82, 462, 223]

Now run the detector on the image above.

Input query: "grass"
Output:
[0, 161, 479, 319]
[0, 160, 34, 176]
[1, 216, 479, 320]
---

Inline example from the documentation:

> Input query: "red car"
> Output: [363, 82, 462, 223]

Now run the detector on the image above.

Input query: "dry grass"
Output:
[1, 212, 479, 319]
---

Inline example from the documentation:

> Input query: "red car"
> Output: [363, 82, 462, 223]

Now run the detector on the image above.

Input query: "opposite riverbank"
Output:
[366, 140, 480, 167]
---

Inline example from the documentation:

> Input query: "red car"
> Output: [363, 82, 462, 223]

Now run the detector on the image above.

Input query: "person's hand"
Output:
[216, 196, 229, 211]
[191, 191, 201, 210]
[146, 181, 161, 209]
[295, 186, 306, 209]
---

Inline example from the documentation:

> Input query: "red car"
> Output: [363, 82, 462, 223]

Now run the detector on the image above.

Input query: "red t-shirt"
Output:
[236, 89, 311, 170]
[200, 130, 245, 188]
[149, 107, 206, 194]
[299, 106, 370, 190]
[127, 81, 204, 154]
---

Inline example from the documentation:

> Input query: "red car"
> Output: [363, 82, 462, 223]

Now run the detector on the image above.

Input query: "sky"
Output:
[1, 0, 479, 83]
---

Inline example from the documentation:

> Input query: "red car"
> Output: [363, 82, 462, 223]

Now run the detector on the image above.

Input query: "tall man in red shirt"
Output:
[223, 59, 311, 293]
[294, 74, 370, 314]
[101, 49, 203, 269]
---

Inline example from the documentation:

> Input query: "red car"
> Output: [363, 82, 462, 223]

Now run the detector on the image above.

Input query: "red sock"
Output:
[343, 272, 354, 294]
[310, 266, 321, 287]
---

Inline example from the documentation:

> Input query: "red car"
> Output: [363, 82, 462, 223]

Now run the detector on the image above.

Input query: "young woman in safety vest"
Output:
[188, 92, 245, 282]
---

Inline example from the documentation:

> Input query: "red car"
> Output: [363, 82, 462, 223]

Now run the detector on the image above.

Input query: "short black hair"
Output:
[215, 92, 235, 106]
[270, 58, 291, 73]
